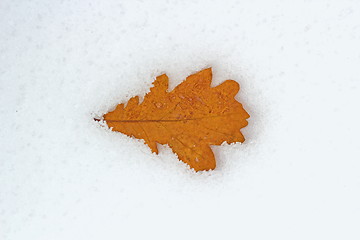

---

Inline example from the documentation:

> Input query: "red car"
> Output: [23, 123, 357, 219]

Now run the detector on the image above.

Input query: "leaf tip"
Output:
[201, 67, 212, 73]
[151, 74, 169, 92]
[126, 96, 140, 108]
[183, 67, 212, 89]
[215, 79, 240, 97]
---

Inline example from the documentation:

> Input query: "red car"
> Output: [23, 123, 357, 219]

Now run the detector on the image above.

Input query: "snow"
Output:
[1, 0, 360, 239]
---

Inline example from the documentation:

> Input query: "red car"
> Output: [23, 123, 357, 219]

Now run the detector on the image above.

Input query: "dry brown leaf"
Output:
[100, 68, 250, 171]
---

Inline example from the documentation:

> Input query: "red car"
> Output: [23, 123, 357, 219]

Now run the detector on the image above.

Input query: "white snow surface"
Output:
[1, 0, 360, 239]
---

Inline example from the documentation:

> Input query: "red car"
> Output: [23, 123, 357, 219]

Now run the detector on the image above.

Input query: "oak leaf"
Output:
[100, 68, 250, 171]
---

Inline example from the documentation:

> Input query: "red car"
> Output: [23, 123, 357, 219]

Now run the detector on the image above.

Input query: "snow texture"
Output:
[1, 0, 360, 239]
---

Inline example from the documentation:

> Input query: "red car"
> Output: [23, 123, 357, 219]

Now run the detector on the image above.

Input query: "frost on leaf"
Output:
[99, 68, 250, 171]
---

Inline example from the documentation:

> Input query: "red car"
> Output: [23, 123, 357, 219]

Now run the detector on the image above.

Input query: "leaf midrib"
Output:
[105, 113, 241, 123]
